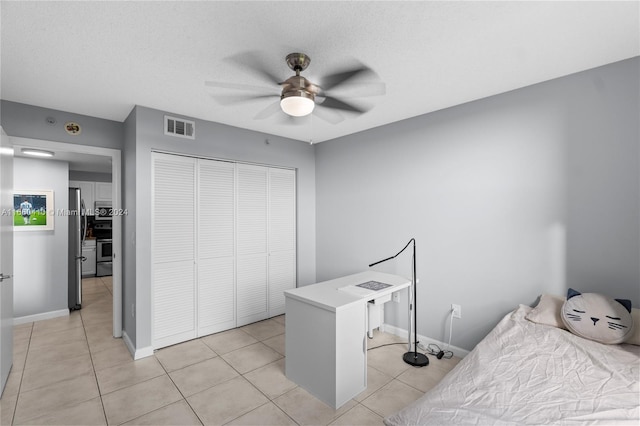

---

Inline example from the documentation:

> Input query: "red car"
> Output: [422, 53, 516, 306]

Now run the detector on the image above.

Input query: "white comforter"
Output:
[385, 305, 640, 425]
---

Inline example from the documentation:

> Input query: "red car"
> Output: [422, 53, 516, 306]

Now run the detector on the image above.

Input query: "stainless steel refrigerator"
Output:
[68, 187, 86, 310]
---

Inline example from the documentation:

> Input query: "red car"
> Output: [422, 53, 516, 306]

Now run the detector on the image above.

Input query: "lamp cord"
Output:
[426, 308, 455, 359]
[447, 307, 454, 350]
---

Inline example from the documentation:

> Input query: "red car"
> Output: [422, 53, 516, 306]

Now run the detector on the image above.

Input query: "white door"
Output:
[0, 127, 14, 394]
[268, 168, 296, 316]
[236, 164, 268, 326]
[197, 159, 236, 335]
[152, 153, 197, 349]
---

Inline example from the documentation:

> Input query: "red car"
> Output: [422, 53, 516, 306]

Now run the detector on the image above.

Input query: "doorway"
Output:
[11, 137, 122, 338]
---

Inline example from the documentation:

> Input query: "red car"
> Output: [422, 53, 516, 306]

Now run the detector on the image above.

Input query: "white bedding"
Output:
[385, 305, 640, 425]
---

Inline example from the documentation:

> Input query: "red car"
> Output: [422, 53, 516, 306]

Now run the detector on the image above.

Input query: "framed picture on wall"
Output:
[13, 190, 54, 231]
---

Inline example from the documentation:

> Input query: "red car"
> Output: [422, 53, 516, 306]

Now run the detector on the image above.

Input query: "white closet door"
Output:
[197, 159, 236, 335]
[152, 153, 197, 349]
[236, 164, 268, 326]
[236, 254, 268, 325]
[268, 251, 295, 315]
[268, 168, 296, 316]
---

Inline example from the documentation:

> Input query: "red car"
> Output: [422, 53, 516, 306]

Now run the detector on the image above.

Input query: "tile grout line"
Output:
[153, 353, 206, 426]
[225, 325, 300, 424]
[10, 321, 33, 425]
[101, 277, 113, 296]
[78, 297, 110, 425]
[82, 278, 166, 424]
[10, 317, 97, 423]
[157, 329, 295, 425]
[331, 401, 375, 426]
[188, 344, 269, 425]
[237, 330, 298, 425]
[223, 400, 301, 426]
[208, 335, 300, 426]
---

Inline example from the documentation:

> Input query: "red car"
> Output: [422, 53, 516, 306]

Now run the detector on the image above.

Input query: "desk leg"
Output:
[367, 302, 384, 338]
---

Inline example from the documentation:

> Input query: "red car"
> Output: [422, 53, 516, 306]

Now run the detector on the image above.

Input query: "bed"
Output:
[385, 304, 640, 425]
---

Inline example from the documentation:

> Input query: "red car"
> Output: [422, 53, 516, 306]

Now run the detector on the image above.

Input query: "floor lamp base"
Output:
[403, 351, 429, 367]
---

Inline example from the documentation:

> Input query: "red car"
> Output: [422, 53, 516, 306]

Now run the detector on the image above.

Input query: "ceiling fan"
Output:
[205, 52, 385, 124]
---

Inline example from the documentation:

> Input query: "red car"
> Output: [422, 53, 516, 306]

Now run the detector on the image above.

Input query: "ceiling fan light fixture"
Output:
[280, 91, 315, 117]
[206, 51, 382, 123]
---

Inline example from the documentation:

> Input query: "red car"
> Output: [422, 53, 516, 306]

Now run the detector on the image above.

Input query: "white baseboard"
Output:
[122, 330, 154, 360]
[122, 330, 135, 357]
[382, 323, 470, 358]
[14, 309, 69, 325]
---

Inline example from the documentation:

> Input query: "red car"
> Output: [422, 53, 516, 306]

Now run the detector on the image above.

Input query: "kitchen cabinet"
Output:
[95, 182, 112, 202]
[69, 180, 112, 214]
[69, 180, 95, 215]
[82, 239, 97, 277]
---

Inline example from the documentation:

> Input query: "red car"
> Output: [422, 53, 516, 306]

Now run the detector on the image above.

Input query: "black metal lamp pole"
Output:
[369, 238, 428, 367]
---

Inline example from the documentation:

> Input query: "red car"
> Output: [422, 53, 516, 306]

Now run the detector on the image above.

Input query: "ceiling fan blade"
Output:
[205, 81, 276, 93]
[325, 82, 386, 98]
[209, 93, 277, 106]
[320, 65, 373, 91]
[313, 107, 344, 124]
[254, 101, 283, 120]
[225, 51, 283, 85]
[317, 96, 369, 114]
[286, 114, 313, 126]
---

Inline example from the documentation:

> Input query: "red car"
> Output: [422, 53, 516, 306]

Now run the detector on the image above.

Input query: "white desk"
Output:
[284, 271, 410, 409]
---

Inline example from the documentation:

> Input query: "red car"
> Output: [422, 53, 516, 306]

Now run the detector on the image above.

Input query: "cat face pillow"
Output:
[561, 288, 633, 344]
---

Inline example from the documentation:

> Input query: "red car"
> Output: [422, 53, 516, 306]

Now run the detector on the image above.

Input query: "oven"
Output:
[96, 238, 112, 277]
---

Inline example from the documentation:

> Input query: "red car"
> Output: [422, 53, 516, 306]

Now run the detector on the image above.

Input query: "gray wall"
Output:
[13, 157, 69, 318]
[68, 171, 112, 182]
[315, 57, 639, 350]
[1, 100, 123, 150]
[126, 106, 316, 350]
[2, 100, 127, 327]
[565, 60, 640, 302]
[122, 107, 137, 344]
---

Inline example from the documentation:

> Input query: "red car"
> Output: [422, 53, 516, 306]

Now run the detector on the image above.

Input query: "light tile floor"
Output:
[1, 277, 460, 425]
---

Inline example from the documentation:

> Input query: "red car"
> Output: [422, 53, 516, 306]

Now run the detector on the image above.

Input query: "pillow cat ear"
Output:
[615, 299, 632, 313]
[567, 288, 581, 299]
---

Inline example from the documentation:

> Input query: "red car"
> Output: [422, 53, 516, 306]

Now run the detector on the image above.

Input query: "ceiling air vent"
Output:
[164, 115, 195, 139]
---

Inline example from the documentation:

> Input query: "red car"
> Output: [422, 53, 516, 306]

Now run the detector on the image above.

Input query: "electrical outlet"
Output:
[392, 291, 400, 303]
[131, 303, 135, 318]
[452, 304, 462, 319]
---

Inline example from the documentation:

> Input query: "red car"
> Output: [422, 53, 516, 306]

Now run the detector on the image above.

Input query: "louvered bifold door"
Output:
[268, 168, 297, 316]
[197, 159, 236, 336]
[236, 164, 269, 326]
[152, 153, 197, 349]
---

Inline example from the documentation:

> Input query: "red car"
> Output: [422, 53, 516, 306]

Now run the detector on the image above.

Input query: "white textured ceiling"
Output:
[1, 1, 639, 144]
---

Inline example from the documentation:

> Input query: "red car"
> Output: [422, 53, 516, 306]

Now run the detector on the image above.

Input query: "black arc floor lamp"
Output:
[369, 238, 429, 367]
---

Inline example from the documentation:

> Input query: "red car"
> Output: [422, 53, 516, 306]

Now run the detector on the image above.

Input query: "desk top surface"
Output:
[284, 271, 411, 312]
